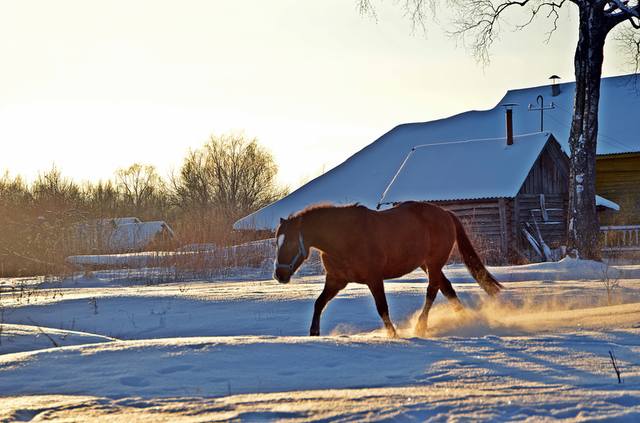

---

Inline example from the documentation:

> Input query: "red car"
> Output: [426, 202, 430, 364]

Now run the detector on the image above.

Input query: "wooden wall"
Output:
[514, 138, 569, 260]
[421, 140, 640, 261]
[435, 200, 510, 265]
[512, 194, 567, 255]
[518, 139, 569, 195]
[596, 153, 640, 225]
[430, 138, 576, 263]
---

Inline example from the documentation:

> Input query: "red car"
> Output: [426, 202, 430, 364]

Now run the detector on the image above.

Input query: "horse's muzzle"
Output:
[273, 271, 291, 284]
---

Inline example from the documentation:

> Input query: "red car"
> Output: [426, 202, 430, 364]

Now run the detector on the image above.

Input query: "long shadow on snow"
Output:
[2, 289, 428, 340]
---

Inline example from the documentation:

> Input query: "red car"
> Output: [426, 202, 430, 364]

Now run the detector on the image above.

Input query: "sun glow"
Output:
[0, 0, 630, 189]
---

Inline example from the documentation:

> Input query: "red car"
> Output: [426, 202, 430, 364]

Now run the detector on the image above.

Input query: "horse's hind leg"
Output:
[420, 265, 464, 311]
[310, 276, 346, 336]
[367, 281, 397, 338]
[415, 277, 438, 336]
[438, 272, 465, 312]
[416, 265, 464, 336]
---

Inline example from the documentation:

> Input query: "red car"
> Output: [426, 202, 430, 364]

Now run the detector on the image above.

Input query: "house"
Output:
[596, 152, 640, 225]
[107, 221, 174, 252]
[71, 218, 174, 254]
[596, 152, 640, 255]
[234, 74, 639, 257]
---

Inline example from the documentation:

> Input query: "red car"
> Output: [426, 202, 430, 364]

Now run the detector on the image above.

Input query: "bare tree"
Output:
[171, 132, 288, 222]
[359, 0, 640, 260]
[32, 166, 82, 211]
[82, 180, 120, 217]
[115, 163, 164, 215]
[205, 133, 288, 220]
[170, 149, 212, 212]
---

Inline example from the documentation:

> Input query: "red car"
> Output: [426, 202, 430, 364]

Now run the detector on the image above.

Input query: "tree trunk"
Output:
[567, 5, 608, 260]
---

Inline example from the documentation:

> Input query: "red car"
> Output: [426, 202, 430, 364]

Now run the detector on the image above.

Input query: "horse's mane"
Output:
[288, 202, 367, 219]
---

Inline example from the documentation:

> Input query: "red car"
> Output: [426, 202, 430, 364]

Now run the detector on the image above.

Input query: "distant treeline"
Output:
[0, 133, 287, 277]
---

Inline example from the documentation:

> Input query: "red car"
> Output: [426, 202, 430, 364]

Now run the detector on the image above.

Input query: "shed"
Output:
[378, 132, 570, 263]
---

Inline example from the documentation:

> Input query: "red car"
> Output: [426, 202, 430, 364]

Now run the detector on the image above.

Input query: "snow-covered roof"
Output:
[110, 217, 141, 225]
[595, 195, 620, 211]
[77, 217, 142, 230]
[234, 74, 639, 230]
[379, 133, 553, 204]
[108, 221, 174, 252]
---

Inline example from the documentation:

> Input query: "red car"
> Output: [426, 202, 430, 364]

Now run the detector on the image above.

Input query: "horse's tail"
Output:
[448, 211, 503, 296]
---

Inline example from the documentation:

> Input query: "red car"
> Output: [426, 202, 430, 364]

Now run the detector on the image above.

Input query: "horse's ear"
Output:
[279, 217, 285, 224]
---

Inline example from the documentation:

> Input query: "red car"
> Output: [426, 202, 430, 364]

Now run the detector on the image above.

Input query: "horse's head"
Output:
[273, 216, 309, 283]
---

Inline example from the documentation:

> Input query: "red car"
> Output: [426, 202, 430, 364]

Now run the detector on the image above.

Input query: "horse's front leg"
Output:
[310, 276, 345, 336]
[368, 281, 397, 338]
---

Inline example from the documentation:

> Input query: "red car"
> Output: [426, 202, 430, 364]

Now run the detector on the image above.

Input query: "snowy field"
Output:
[1, 258, 640, 421]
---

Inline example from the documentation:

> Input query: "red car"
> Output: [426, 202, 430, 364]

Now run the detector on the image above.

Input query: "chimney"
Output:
[502, 103, 517, 146]
[549, 75, 561, 96]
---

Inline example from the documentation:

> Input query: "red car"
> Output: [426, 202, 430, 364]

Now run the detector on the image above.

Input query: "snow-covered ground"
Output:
[1, 259, 640, 421]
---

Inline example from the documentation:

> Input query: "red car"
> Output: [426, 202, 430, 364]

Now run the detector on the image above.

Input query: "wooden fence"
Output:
[601, 225, 640, 252]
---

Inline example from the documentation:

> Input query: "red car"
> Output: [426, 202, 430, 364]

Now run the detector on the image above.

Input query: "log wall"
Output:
[596, 153, 640, 225]
[435, 200, 510, 264]
[429, 137, 573, 263]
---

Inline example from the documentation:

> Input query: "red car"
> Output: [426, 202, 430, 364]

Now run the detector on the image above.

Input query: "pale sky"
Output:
[0, 0, 631, 190]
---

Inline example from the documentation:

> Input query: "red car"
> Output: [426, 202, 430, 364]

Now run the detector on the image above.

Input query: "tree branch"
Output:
[605, 0, 639, 18]
[449, 0, 570, 63]
[357, 0, 377, 21]
[358, 0, 436, 32]
[615, 24, 640, 73]
[516, 0, 568, 42]
[606, 2, 640, 30]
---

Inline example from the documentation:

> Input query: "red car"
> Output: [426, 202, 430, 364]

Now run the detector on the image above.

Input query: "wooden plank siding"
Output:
[419, 136, 578, 263]
[433, 199, 509, 264]
[596, 153, 640, 225]
[513, 194, 568, 250]
[514, 137, 569, 260]
[412, 138, 640, 262]
[518, 139, 569, 195]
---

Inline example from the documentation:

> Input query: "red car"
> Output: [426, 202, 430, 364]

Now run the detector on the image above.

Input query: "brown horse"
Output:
[274, 201, 502, 337]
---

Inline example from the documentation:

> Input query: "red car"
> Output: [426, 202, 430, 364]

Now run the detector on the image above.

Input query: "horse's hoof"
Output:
[309, 329, 320, 336]
[415, 322, 428, 337]
[452, 300, 466, 313]
[386, 326, 398, 338]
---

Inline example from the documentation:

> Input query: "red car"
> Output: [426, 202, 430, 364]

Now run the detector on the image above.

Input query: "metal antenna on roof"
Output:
[528, 95, 555, 132]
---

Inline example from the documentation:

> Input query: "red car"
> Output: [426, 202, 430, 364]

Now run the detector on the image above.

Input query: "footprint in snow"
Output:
[323, 362, 339, 368]
[119, 376, 150, 387]
[157, 365, 194, 375]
